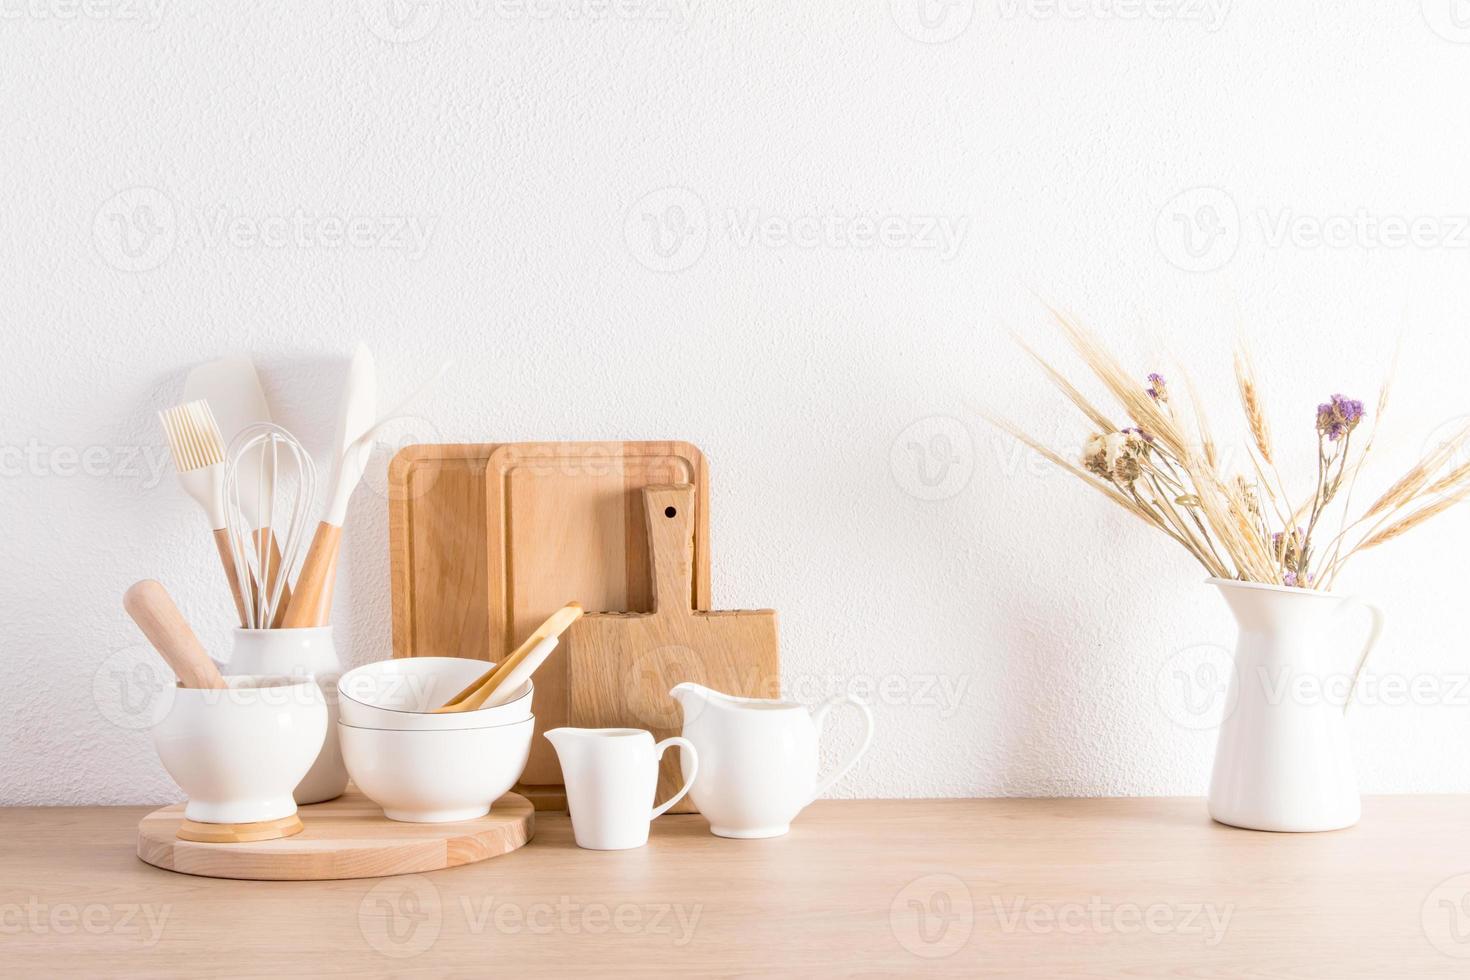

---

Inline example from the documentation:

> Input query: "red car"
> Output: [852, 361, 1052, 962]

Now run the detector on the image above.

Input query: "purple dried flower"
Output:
[1123, 425, 1154, 443]
[1315, 393, 1365, 442]
[1283, 570, 1315, 588]
[1146, 373, 1167, 403]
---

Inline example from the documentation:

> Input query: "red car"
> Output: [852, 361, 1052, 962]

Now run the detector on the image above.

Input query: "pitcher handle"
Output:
[650, 737, 698, 820]
[1337, 596, 1385, 716]
[808, 695, 875, 805]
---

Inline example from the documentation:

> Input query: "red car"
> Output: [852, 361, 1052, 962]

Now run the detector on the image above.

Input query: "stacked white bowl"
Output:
[337, 657, 534, 822]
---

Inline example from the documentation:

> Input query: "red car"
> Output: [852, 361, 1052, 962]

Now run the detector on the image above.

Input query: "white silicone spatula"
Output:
[282, 345, 376, 628]
[183, 356, 273, 531]
[283, 349, 450, 627]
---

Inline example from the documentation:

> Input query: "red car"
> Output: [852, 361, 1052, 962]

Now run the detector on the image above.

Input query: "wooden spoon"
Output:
[435, 603, 582, 713]
[123, 580, 227, 689]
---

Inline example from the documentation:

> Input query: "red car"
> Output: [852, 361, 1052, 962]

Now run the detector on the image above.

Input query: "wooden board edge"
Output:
[514, 784, 568, 811]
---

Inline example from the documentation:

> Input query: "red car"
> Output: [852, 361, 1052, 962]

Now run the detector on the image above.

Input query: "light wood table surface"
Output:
[4, 796, 1470, 977]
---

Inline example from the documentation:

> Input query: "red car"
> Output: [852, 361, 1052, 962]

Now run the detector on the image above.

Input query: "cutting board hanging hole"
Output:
[664, 506, 677, 518]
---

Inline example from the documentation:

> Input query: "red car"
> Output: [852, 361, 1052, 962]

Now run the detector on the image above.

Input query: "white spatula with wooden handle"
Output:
[284, 350, 451, 627]
[123, 580, 227, 689]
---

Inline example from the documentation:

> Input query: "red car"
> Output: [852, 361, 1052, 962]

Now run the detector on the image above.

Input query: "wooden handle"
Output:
[642, 484, 696, 617]
[123, 580, 226, 689]
[256, 528, 294, 630]
[281, 522, 342, 628]
[211, 527, 248, 628]
[437, 603, 583, 712]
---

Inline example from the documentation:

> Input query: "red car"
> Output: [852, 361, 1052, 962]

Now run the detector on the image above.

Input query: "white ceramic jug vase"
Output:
[1206, 578, 1384, 833]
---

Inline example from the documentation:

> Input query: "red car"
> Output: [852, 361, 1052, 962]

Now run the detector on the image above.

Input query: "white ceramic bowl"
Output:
[152, 675, 327, 825]
[336, 657, 532, 731]
[338, 717, 534, 823]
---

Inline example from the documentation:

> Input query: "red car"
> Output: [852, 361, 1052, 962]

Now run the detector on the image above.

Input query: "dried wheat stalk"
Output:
[989, 309, 1470, 589]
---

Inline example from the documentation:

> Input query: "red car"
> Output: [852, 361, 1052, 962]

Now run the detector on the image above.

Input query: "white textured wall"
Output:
[5, 3, 1470, 805]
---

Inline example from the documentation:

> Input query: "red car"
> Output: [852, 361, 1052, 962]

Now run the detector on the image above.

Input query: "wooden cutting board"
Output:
[389, 444, 496, 661]
[567, 484, 779, 813]
[136, 790, 533, 880]
[389, 441, 712, 793]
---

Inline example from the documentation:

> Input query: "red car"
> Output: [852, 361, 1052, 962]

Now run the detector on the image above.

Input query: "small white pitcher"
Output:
[229, 627, 347, 804]
[670, 683, 874, 839]
[1207, 578, 1384, 832]
[544, 728, 699, 850]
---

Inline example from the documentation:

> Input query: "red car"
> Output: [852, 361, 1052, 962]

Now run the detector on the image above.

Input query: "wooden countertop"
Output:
[4, 796, 1470, 977]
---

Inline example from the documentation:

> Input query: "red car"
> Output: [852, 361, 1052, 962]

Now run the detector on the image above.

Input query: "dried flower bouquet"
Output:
[991, 311, 1470, 590]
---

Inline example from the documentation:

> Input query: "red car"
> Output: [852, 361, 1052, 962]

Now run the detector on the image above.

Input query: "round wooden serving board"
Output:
[136, 789, 533, 880]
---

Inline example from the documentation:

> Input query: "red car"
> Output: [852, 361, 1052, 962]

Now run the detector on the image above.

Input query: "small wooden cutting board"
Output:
[567, 484, 779, 813]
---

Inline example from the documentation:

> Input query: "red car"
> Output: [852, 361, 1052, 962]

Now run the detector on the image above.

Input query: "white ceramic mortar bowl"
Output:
[151, 675, 327, 825]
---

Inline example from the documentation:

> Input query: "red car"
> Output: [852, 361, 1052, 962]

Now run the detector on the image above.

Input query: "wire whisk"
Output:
[223, 423, 316, 629]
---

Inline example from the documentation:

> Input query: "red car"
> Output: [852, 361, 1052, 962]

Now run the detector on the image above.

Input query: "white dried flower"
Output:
[1082, 430, 1147, 488]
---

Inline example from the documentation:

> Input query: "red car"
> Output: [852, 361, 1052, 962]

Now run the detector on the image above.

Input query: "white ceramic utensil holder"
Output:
[229, 627, 347, 804]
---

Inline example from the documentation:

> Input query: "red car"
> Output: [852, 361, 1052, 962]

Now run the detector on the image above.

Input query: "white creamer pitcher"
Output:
[670, 682, 874, 839]
[545, 728, 698, 850]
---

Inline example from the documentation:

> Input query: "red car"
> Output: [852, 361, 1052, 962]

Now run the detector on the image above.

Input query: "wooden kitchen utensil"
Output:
[388, 441, 712, 798]
[436, 603, 583, 712]
[123, 580, 227, 689]
[567, 484, 779, 813]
